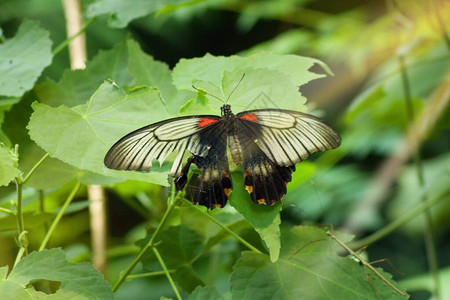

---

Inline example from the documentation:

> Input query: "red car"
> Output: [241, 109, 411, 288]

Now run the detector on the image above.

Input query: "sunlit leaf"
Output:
[1, 248, 114, 299]
[28, 83, 171, 185]
[172, 53, 329, 113]
[0, 20, 52, 97]
[230, 226, 407, 299]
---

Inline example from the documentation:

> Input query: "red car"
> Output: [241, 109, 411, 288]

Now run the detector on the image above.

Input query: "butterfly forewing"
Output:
[236, 109, 341, 167]
[104, 115, 221, 176]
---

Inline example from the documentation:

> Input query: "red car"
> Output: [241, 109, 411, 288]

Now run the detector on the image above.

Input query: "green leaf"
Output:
[230, 226, 407, 300]
[172, 53, 329, 112]
[190, 285, 225, 300]
[36, 41, 135, 108]
[0, 20, 52, 97]
[28, 82, 172, 185]
[229, 174, 281, 262]
[86, 0, 204, 28]
[127, 40, 193, 114]
[0, 145, 20, 186]
[1, 248, 114, 299]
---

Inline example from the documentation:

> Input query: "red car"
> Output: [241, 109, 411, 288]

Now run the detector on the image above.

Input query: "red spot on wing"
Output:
[240, 113, 259, 122]
[198, 118, 218, 127]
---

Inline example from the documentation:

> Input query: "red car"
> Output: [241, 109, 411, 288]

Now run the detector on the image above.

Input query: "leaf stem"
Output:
[327, 231, 407, 297]
[153, 247, 182, 300]
[39, 181, 81, 251]
[22, 153, 49, 184]
[399, 55, 440, 300]
[183, 199, 262, 254]
[112, 184, 181, 292]
[14, 178, 27, 255]
[52, 17, 95, 56]
[0, 207, 15, 215]
[126, 270, 175, 280]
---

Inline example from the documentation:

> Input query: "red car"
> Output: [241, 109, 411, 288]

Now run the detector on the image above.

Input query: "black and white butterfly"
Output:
[104, 104, 341, 209]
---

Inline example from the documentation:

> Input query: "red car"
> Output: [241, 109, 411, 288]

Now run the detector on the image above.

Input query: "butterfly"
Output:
[104, 104, 341, 209]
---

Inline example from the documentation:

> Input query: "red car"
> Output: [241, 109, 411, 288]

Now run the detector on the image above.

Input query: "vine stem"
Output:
[183, 199, 262, 254]
[399, 55, 440, 300]
[153, 247, 182, 300]
[39, 181, 81, 251]
[327, 231, 407, 297]
[112, 184, 181, 292]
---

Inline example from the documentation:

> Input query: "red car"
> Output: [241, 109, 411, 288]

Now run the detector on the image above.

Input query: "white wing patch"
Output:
[104, 116, 219, 177]
[242, 110, 341, 167]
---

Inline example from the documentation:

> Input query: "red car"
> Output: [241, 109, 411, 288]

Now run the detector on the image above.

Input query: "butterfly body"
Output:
[104, 104, 341, 209]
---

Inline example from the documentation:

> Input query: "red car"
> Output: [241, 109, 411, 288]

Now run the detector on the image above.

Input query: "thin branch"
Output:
[184, 199, 263, 254]
[126, 270, 175, 281]
[112, 184, 181, 292]
[153, 247, 182, 300]
[22, 153, 49, 184]
[399, 55, 440, 299]
[327, 231, 407, 297]
[39, 181, 81, 251]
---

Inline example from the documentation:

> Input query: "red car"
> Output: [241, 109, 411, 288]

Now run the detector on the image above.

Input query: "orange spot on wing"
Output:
[240, 113, 259, 122]
[224, 188, 232, 196]
[245, 185, 253, 193]
[198, 118, 218, 127]
[214, 204, 222, 209]
[257, 199, 267, 204]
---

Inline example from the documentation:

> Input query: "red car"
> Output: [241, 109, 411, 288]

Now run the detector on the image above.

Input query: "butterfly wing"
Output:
[174, 122, 233, 209]
[104, 115, 222, 177]
[236, 109, 341, 167]
[235, 109, 341, 205]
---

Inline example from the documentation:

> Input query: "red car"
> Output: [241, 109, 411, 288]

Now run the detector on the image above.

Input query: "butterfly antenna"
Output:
[192, 84, 224, 103]
[226, 73, 245, 104]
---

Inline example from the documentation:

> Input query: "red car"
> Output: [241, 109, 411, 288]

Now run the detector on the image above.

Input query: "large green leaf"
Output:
[172, 52, 329, 113]
[230, 226, 407, 300]
[0, 20, 52, 97]
[28, 83, 172, 185]
[0, 145, 20, 186]
[0, 248, 114, 299]
[86, 0, 204, 28]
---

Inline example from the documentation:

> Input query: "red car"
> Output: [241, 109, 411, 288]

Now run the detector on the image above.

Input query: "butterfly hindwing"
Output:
[175, 124, 232, 209]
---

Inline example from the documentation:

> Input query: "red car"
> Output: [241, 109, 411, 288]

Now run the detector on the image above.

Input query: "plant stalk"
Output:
[399, 55, 440, 300]
[39, 181, 81, 251]
[153, 247, 182, 300]
[112, 184, 181, 292]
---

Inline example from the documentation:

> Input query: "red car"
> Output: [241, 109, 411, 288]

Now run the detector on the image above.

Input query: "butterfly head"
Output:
[221, 104, 232, 117]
